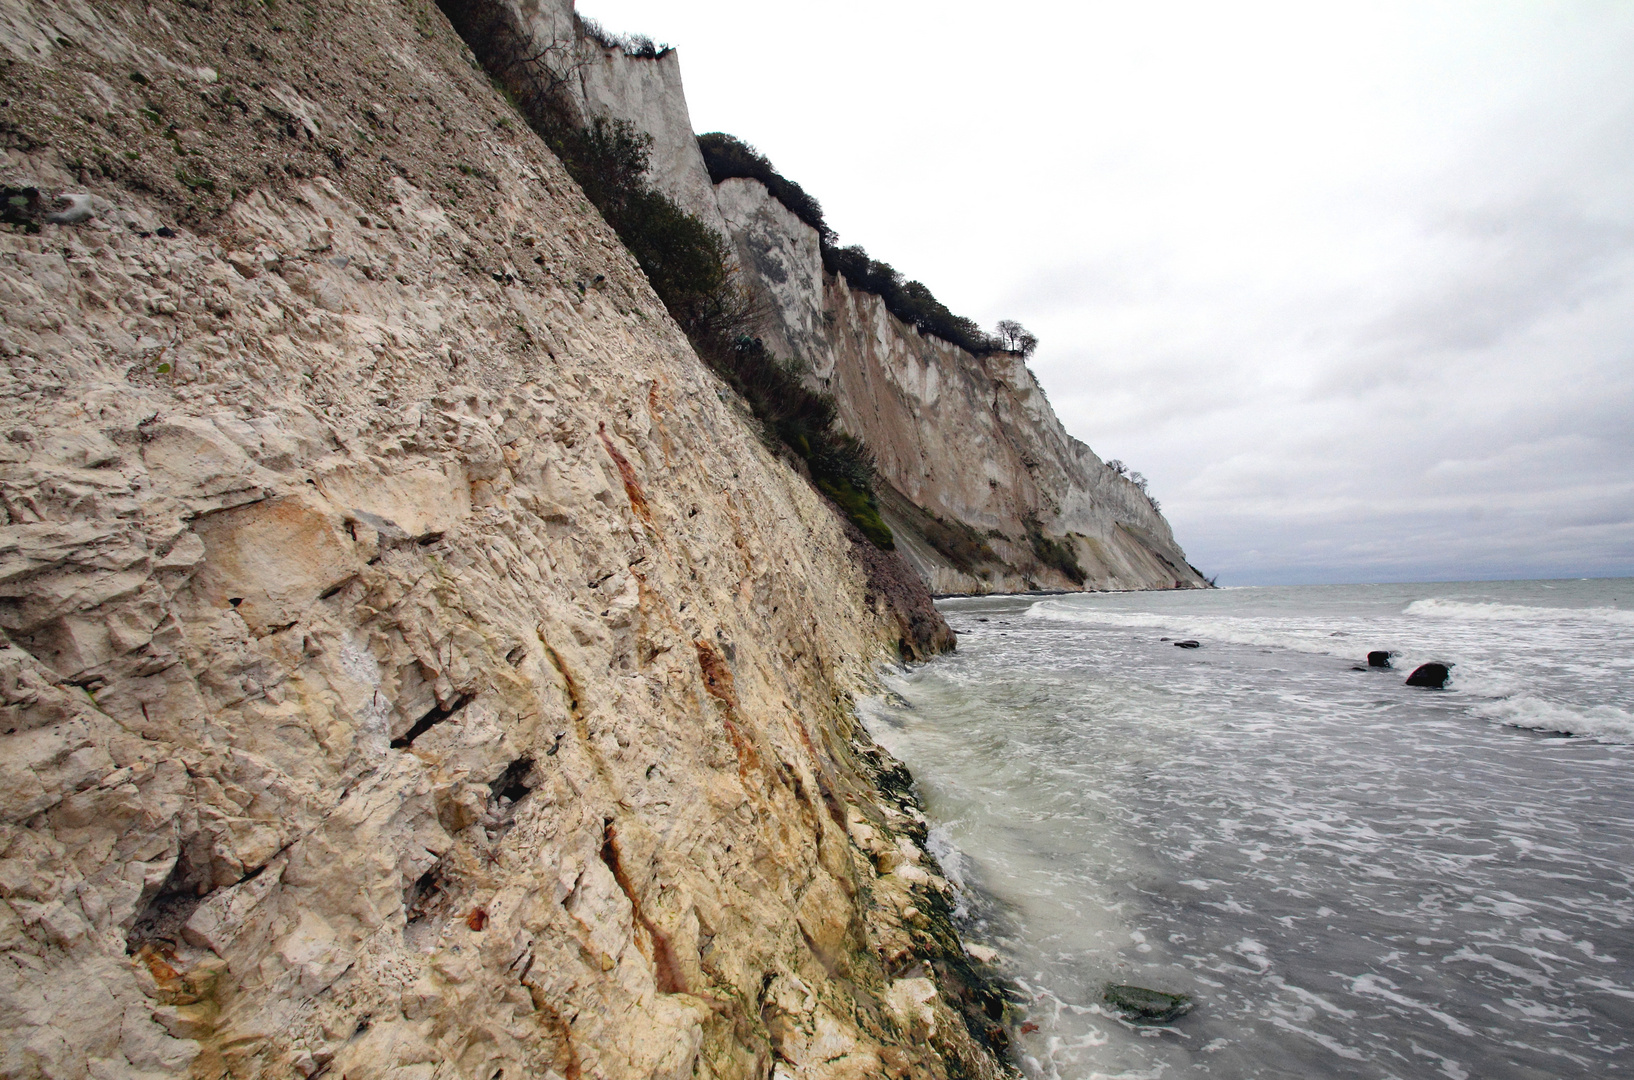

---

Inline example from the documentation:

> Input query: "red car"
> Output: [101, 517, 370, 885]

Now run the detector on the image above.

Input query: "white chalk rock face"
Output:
[714, 177, 828, 374]
[576, 47, 727, 236]
[696, 172, 1204, 592]
[816, 268, 1204, 593]
[0, 1, 1005, 1078]
[503, 0, 728, 236]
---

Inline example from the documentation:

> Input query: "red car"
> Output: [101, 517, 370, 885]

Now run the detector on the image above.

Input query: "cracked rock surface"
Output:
[0, 1, 1001, 1077]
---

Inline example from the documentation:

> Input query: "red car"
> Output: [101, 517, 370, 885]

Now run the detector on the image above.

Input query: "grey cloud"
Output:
[1358, 199, 1634, 355]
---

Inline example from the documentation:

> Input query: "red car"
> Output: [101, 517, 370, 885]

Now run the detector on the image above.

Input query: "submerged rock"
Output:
[1368, 650, 1394, 668]
[1103, 984, 1193, 1024]
[964, 942, 1000, 965]
[1174, 640, 1201, 649]
[1406, 662, 1453, 689]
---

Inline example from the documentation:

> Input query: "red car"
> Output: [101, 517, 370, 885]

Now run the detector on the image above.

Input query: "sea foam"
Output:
[1025, 583, 1633, 743]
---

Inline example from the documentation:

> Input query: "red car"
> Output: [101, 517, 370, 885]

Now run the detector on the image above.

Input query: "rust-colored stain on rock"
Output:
[597, 421, 651, 523]
[695, 639, 762, 780]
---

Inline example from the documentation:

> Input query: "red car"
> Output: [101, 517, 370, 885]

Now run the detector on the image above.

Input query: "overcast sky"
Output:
[576, 0, 1634, 585]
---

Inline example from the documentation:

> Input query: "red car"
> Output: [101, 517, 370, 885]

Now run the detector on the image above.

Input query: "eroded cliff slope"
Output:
[713, 181, 1205, 595]
[497, 1, 1207, 594]
[0, 1, 1004, 1077]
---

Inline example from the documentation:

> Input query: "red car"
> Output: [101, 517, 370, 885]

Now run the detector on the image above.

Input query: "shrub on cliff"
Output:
[703, 335, 894, 548]
[817, 478, 894, 550]
[698, 132, 1000, 358]
[820, 244, 996, 356]
[578, 17, 672, 58]
[526, 115, 732, 332]
[920, 514, 997, 576]
[438, 2, 893, 548]
[558, 121, 735, 327]
[697, 132, 834, 244]
[1024, 515, 1086, 586]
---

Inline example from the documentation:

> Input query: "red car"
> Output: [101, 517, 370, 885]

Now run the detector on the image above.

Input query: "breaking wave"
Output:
[1026, 585, 1634, 743]
[1471, 696, 1634, 742]
[1025, 603, 1387, 662]
[1405, 598, 1634, 626]
[877, 578, 1634, 1079]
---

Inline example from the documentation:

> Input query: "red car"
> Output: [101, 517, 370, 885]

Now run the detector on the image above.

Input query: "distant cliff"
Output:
[715, 179, 1204, 593]
[512, 0, 1207, 594]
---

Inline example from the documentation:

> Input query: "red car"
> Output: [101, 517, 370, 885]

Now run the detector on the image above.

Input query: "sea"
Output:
[860, 578, 1634, 1080]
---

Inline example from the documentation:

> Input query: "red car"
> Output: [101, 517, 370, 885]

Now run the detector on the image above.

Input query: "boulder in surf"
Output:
[1174, 640, 1201, 649]
[1406, 662, 1452, 689]
[1103, 984, 1193, 1024]
[1368, 651, 1393, 668]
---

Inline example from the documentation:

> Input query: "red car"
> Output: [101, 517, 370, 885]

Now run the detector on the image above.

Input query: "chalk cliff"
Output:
[522, 2, 1206, 594]
[718, 190, 1206, 594]
[0, 1, 1006, 1078]
[495, 0, 727, 237]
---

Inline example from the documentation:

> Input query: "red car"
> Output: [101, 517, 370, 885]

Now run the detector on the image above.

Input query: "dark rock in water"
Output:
[1406, 662, 1452, 689]
[1103, 984, 1193, 1024]
[1174, 640, 1201, 649]
[1368, 651, 1393, 668]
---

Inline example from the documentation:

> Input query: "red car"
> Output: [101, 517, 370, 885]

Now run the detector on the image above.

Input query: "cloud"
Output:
[1359, 199, 1634, 355]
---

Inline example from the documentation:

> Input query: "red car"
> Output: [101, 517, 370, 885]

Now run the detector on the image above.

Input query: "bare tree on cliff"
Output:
[438, 0, 589, 120]
[995, 319, 1039, 358]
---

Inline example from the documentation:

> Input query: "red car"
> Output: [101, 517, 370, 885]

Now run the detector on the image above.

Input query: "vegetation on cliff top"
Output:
[578, 16, 671, 59]
[699, 132, 1027, 359]
[696, 132, 835, 244]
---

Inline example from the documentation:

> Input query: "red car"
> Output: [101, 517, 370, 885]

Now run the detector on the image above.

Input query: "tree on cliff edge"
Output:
[996, 319, 1039, 358]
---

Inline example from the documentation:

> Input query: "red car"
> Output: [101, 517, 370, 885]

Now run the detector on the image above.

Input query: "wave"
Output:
[1405, 598, 1634, 626]
[1026, 603, 1376, 661]
[1470, 695, 1634, 743]
[1025, 598, 1634, 744]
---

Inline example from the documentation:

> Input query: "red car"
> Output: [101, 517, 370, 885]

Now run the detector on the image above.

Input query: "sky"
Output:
[575, 0, 1634, 585]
